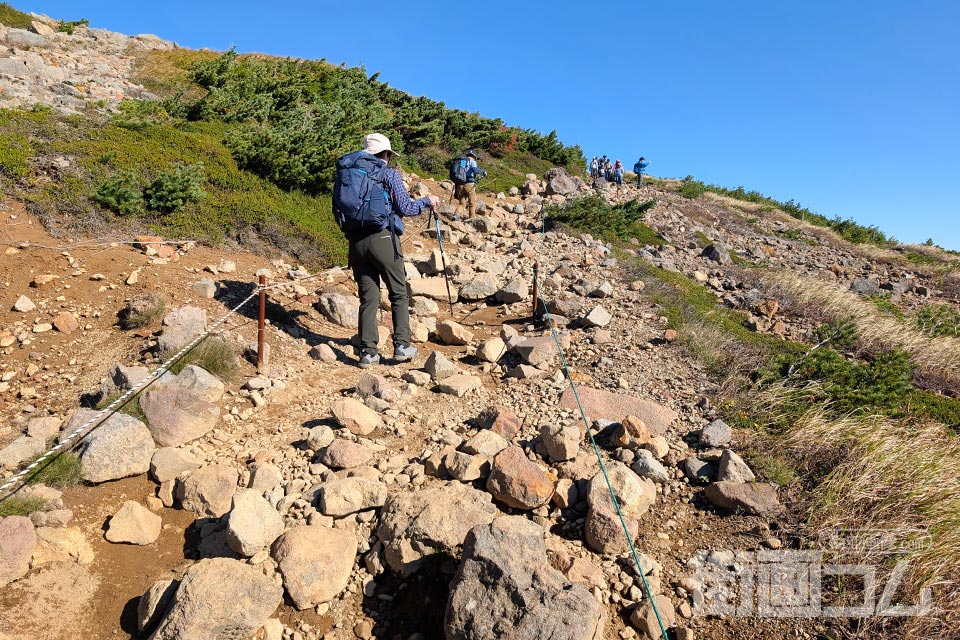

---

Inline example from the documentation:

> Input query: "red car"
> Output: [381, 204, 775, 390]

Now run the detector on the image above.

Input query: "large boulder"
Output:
[544, 168, 579, 197]
[704, 481, 782, 516]
[316, 293, 360, 328]
[225, 489, 284, 557]
[330, 398, 381, 436]
[377, 482, 498, 576]
[147, 558, 282, 640]
[559, 387, 679, 435]
[584, 462, 655, 555]
[445, 516, 604, 640]
[69, 410, 154, 483]
[176, 465, 238, 518]
[317, 478, 388, 517]
[272, 525, 357, 609]
[166, 365, 225, 403]
[138, 578, 180, 632]
[459, 274, 499, 301]
[317, 440, 373, 469]
[485, 446, 555, 510]
[158, 306, 206, 353]
[140, 386, 220, 447]
[0, 516, 36, 586]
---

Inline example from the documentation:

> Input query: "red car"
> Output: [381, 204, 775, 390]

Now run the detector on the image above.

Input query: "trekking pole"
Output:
[432, 208, 455, 316]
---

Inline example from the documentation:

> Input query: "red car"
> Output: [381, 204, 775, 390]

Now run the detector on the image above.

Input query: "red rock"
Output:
[134, 235, 164, 250]
[53, 311, 80, 334]
[485, 446, 554, 510]
[559, 387, 678, 436]
[663, 329, 678, 342]
[156, 245, 177, 259]
[480, 405, 520, 440]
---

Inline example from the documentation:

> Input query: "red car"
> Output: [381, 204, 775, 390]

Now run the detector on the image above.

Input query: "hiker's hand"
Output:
[427, 195, 440, 209]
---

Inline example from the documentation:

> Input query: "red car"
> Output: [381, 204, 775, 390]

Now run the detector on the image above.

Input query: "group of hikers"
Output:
[589, 155, 649, 187]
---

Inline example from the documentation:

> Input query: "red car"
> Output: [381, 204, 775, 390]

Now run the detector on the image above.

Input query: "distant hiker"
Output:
[333, 133, 439, 368]
[589, 156, 599, 178]
[449, 149, 486, 219]
[604, 159, 613, 181]
[613, 160, 624, 188]
[633, 156, 649, 186]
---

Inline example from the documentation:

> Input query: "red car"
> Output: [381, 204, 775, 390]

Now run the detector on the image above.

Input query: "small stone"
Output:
[12, 295, 35, 313]
[105, 501, 162, 545]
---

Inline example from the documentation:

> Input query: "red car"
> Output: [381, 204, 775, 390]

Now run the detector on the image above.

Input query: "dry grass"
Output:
[768, 271, 960, 386]
[777, 408, 960, 638]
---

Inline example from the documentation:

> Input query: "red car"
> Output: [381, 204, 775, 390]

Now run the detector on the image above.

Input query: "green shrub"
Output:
[92, 170, 144, 215]
[546, 194, 659, 244]
[167, 337, 239, 382]
[112, 99, 172, 130]
[914, 303, 960, 338]
[676, 176, 706, 199]
[57, 18, 88, 35]
[0, 132, 31, 179]
[0, 495, 46, 517]
[0, 3, 32, 28]
[144, 161, 206, 213]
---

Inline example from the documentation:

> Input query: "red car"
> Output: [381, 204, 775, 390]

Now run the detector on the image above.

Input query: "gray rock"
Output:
[26, 416, 62, 440]
[515, 337, 559, 367]
[2, 28, 47, 49]
[476, 337, 507, 363]
[225, 489, 284, 557]
[682, 456, 716, 481]
[0, 435, 45, 470]
[190, 278, 217, 298]
[700, 419, 732, 447]
[497, 276, 529, 304]
[411, 296, 440, 316]
[248, 462, 283, 492]
[704, 481, 782, 516]
[377, 482, 498, 576]
[459, 274, 499, 301]
[175, 464, 238, 518]
[308, 343, 338, 362]
[445, 516, 604, 640]
[147, 558, 282, 640]
[138, 578, 179, 632]
[105, 500, 162, 545]
[158, 306, 206, 353]
[461, 430, 509, 457]
[67, 411, 154, 483]
[436, 320, 474, 345]
[140, 386, 220, 447]
[272, 525, 357, 609]
[167, 365, 225, 403]
[631, 450, 670, 483]
[716, 450, 756, 483]
[586, 462, 656, 520]
[306, 425, 335, 451]
[437, 374, 482, 397]
[849, 278, 881, 296]
[583, 305, 612, 328]
[701, 243, 731, 265]
[316, 293, 360, 328]
[150, 447, 201, 483]
[0, 516, 36, 587]
[425, 350, 458, 380]
[317, 478, 388, 516]
[544, 170, 579, 197]
[540, 423, 580, 462]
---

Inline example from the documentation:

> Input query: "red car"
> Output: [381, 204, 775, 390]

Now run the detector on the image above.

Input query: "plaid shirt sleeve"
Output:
[384, 168, 430, 218]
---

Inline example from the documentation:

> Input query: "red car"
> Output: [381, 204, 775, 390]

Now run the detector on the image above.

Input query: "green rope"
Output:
[532, 209, 670, 640]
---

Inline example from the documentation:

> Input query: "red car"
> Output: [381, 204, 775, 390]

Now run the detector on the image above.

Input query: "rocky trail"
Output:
[2, 14, 959, 640]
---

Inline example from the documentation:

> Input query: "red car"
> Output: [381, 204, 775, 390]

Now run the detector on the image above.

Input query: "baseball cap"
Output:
[363, 133, 399, 157]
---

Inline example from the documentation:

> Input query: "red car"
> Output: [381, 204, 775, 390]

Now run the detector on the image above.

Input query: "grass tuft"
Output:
[24, 451, 83, 488]
[0, 2, 31, 28]
[166, 337, 239, 382]
[119, 293, 166, 329]
[0, 495, 46, 517]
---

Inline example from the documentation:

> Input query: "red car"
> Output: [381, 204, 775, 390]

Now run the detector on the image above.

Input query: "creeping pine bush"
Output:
[546, 194, 659, 243]
[676, 176, 706, 199]
[92, 171, 144, 216]
[144, 162, 206, 213]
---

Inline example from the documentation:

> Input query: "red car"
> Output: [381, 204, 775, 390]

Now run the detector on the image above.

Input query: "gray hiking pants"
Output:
[348, 230, 410, 355]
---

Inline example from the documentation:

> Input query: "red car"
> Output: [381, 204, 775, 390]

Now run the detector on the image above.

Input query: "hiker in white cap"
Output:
[332, 133, 439, 368]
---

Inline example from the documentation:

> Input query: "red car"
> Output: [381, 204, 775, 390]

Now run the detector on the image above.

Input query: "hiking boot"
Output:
[358, 352, 380, 369]
[393, 344, 419, 362]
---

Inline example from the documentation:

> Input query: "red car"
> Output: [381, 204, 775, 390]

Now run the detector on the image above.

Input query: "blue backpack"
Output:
[333, 151, 392, 235]
[449, 156, 470, 184]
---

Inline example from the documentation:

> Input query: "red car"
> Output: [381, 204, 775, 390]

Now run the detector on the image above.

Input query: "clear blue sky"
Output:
[22, 1, 960, 251]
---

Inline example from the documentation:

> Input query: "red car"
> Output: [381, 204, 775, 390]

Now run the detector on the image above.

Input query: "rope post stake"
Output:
[531, 260, 539, 320]
[257, 274, 266, 372]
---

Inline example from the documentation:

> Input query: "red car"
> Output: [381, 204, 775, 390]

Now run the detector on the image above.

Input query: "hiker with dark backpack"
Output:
[449, 149, 486, 219]
[333, 133, 439, 368]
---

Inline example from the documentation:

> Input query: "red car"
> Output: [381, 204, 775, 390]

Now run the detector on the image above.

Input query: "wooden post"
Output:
[257, 274, 266, 372]
[532, 261, 539, 320]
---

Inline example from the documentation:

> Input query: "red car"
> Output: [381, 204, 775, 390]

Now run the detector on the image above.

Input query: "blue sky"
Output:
[22, 1, 960, 250]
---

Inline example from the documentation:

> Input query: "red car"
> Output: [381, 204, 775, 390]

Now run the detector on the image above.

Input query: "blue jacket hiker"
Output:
[633, 157, 649, 186]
